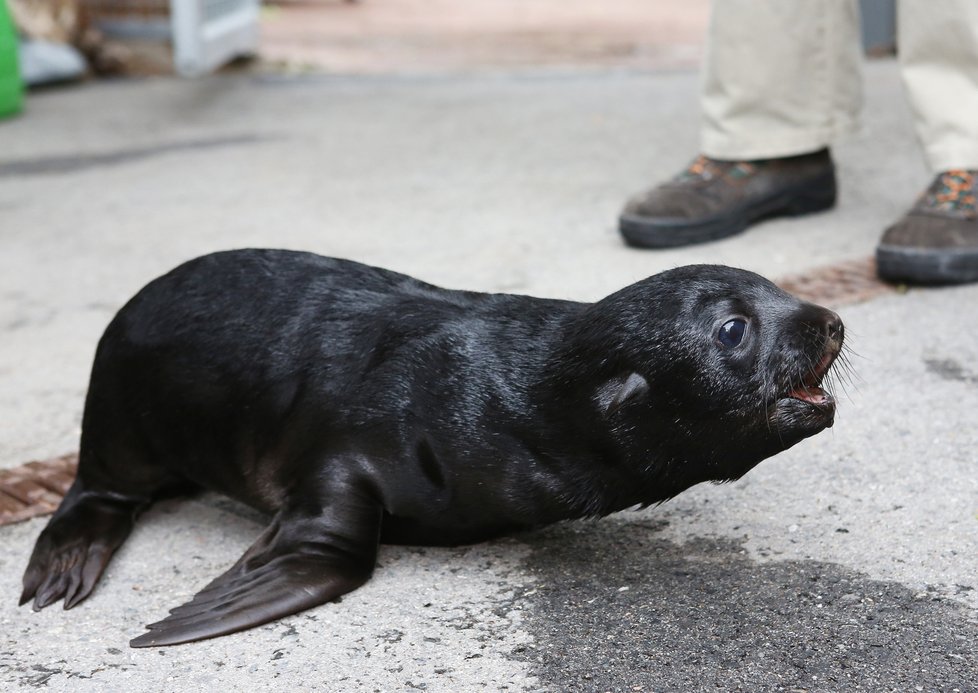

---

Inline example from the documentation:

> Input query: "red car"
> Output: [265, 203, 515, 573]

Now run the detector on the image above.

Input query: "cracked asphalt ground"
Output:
[1, 61, 977, 691]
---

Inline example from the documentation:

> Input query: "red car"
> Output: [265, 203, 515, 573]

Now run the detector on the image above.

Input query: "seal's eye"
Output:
[718, 318, 747, 348]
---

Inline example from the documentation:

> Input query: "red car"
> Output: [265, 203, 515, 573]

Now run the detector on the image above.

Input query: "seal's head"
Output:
[566, 265, 845, 492]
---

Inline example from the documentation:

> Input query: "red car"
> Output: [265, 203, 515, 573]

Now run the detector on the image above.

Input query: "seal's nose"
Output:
[824, 311, 844, 347]
[796, 304, 844, 351]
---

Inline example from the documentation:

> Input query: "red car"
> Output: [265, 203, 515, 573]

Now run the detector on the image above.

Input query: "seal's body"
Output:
[21, 250, 844, 647]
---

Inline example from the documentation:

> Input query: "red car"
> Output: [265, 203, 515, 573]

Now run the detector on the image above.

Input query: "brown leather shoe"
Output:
[619, 149, 837, 248]
[876, 170, 978, 285]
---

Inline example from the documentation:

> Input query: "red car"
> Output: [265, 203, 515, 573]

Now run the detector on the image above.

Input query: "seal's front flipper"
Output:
[129, 492, 382, 647]
[21, 480, 145, 611]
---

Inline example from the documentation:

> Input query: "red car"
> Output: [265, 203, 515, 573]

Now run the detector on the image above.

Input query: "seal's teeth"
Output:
[788, 386, 825, 404]
[787, 386, 836, 411]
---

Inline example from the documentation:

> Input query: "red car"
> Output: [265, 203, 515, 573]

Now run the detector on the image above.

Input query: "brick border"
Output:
[776, 256, 895, 308]
[0, 454, 78, 526]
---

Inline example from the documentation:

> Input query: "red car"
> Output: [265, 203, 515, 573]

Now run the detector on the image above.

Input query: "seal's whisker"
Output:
[831, 344, 862, 399]
[833, 354, 856, 389]
[838, 344, 860, 375]
[760, 357, 775, 433]
[823, 370, 843, 399]
[796, 359, 812, 387]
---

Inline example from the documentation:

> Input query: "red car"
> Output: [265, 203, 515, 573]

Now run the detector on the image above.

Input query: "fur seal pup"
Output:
[21, 249, 844, 647]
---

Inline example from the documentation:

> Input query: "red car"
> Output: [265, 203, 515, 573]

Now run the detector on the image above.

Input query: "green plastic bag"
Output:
[0, 0, 23, 118]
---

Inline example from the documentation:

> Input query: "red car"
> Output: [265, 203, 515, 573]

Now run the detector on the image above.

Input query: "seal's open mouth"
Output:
[784, 350, 838, 414]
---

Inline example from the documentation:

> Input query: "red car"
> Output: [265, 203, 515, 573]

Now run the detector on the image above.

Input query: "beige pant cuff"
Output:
[923, 145, 978, 174]
[701, 121, 856, 161]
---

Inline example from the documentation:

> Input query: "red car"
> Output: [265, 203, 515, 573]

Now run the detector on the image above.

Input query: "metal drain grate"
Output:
[0, 256, 897, 527]
[776, 256, 895, 307]
[0, 454, 77, 526]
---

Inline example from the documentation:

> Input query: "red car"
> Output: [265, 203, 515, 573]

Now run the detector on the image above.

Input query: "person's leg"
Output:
[876, 0, 978, 284]
[620, 0, 862, 249]
[897, 0, 978, 172]
[701, 0, 862, 160]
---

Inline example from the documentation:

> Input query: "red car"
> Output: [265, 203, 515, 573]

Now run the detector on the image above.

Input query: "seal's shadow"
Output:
[515, 519, 978, 692]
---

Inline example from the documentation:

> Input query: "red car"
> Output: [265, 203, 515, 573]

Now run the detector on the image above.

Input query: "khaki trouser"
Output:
[701, 0, 978, 172]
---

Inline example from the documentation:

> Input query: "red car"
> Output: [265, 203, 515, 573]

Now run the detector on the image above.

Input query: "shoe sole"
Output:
[876, 244, 978, 285]
[619, 171, 837, 249]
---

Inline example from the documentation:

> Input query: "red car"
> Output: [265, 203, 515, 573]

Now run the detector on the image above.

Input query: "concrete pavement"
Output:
[1, 60, 976, 691]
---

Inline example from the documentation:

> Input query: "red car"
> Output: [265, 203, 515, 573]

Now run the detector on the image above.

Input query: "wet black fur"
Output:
[22, 249, 842, 647]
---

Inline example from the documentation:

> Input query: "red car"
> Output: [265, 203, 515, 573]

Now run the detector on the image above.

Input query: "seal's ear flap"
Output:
[595, 372, 649, 417]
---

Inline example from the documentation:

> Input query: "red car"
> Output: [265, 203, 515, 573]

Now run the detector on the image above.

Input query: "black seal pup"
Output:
[20, 249, 844, 647]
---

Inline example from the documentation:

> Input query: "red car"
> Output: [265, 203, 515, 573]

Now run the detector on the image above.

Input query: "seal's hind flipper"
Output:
[130, 496, 382, 647]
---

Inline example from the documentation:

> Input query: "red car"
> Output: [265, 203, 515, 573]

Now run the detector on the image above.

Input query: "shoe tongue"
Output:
[917, 170, 978, 218]
[675, 155, 715, 181]
[727, 162, 758, 179]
